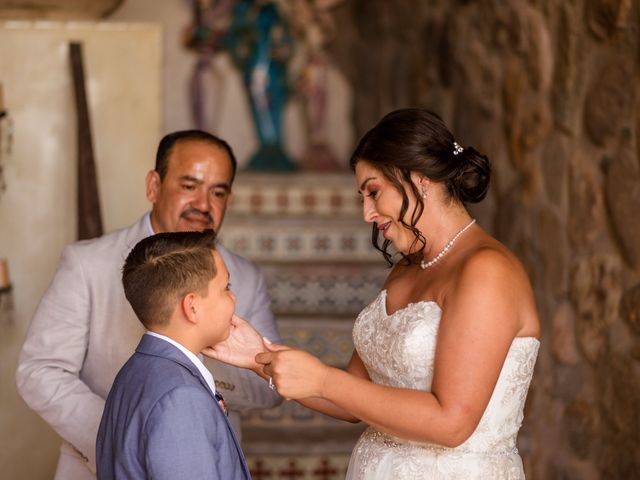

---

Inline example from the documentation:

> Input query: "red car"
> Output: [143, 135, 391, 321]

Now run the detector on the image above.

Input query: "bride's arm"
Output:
[288, 351, 370, 423]
[203, 315, 370, 422]
[262, 250, 529, 447]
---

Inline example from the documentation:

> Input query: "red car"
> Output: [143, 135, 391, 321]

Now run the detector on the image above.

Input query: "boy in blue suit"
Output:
[97, 230, 251, 479]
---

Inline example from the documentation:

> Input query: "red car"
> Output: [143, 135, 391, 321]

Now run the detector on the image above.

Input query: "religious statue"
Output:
[183, 0, 236, 132]
[223, 0, 296, 171]
[284, 0, 344, 171]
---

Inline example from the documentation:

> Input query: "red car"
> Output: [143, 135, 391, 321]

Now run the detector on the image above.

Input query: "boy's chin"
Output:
[208, 332, 230, 347]
[221, 327, 232, 342]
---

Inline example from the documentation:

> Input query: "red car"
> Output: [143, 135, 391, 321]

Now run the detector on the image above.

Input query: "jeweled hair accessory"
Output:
[453, 141, 464, 156]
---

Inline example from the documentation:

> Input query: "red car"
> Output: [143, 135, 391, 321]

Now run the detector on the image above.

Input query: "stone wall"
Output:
[329, 1, 640, 478]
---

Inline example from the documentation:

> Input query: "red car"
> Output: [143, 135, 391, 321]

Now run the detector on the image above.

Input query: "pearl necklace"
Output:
[420, 219, 476, 270]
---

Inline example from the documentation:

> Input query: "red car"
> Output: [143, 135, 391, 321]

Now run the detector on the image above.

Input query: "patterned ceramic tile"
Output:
[276, 317, 357, 367]
[245, 454, 352, 480]
[230, 172, 361, 217]
[262, 264, 387, 315]
[241, 397, 361, 430]
[241, 318, 362, 432]
[227, 172, 383, 475]
[219, 218, 382, 262]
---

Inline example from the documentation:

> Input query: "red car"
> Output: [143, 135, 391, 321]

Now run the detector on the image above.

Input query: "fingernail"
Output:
[263, 337, 272, 344]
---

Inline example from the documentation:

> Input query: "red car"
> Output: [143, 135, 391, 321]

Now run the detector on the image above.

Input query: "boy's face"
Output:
[199, 251, 236, 344]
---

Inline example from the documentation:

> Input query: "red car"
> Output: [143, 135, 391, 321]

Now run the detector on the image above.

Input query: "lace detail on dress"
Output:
[347, 290, 539, 480]
[349, 428, 525, 480]
[353, 290, 441, 391]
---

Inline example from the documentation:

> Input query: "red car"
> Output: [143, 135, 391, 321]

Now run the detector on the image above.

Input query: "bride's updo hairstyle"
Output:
[350, 108, 491, 265]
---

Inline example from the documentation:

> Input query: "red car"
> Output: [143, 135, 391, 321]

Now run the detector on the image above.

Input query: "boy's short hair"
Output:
[122, 230, 218, 328]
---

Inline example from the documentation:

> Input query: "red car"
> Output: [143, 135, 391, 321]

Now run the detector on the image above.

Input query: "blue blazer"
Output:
[96, 334, 251, 479]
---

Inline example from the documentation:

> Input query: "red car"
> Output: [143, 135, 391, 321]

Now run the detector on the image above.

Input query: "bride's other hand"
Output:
[256, 346, 330, 399]
[202, 314, 270, 371]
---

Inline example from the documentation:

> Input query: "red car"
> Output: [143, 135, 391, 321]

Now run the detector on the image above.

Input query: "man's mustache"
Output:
[180, 208, 213, 225]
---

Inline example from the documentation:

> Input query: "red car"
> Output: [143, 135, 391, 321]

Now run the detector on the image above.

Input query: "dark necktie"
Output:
[214, 391, 228, 416]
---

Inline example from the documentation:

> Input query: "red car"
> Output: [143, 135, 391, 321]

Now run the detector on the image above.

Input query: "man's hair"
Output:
[122, 230, 218, 328]
[154, 130, 238, 185]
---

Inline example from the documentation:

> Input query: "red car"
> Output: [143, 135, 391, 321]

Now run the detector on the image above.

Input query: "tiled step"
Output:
[228, 172, 378, 478]
[230, 172, 361, 218]
[244, 453, 352, 480]
[263, 263, 387, 316]
[220, 217, 381, 263]
[276, 316, 357, 367]
[242, 316, 365, 446]
[241, 399, 366, 457]
[241, 396, 365, 432]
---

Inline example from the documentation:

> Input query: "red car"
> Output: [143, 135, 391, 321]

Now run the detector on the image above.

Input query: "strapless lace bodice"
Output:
[346, 290, 539, 479]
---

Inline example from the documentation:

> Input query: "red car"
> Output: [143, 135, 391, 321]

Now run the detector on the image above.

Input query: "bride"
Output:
[206, 108, 540, 479]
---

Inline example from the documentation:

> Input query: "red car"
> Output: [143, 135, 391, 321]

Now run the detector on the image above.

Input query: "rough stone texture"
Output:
[604, 148, 640, 267]
[553, 3, 582, 135]
[570, 254, 622, 364]
[568, 152, 606, 250]
[586, 0, 633, 41]
[620, 283, 640, 335]
[541, 135, 570, 210]
[538, 207, 569, 296]
[595, 353, 640, 477]
[551, 301, 579, 365]
[330, 0, 640, 477]
[584, 60, 635, 146]
[564, 399, 596, 459]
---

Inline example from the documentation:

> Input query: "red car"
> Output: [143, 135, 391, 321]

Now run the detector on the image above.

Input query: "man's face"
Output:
[146, 140, 233, 234]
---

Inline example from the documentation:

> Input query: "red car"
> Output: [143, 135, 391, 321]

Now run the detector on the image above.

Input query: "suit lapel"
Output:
[136, 334, 210, 390]
[135, 334, 249, 473]
[123, 214, 153, 252]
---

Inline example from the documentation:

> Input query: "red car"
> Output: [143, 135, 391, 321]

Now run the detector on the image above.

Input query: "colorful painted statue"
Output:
[183, 0, 236, 131]
[286, 0, 344, 171]
[224, 0, 296, 171]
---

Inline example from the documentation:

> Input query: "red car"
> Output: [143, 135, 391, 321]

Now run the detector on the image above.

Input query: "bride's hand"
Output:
[202, 314, 270, 371]
[256, 345, 330, 399]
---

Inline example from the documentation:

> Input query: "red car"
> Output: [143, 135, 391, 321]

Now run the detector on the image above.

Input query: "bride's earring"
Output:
[422, 188, 428, 199]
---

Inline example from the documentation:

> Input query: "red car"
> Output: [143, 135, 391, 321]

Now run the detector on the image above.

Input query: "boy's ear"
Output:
[182, 293, 199, 324]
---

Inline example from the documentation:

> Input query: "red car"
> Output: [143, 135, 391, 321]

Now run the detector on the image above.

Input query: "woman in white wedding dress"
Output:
[207, 108, 540, 479]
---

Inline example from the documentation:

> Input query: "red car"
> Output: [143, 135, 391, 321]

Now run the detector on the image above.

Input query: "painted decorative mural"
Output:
[185, 0, 295, 171]
[283, 0, 344, 171]
[184, 0, 345, 172]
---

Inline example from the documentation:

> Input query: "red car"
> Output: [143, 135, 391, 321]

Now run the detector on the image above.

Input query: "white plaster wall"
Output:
[108, 0, 354, 169]
[0, 21, 161, 478]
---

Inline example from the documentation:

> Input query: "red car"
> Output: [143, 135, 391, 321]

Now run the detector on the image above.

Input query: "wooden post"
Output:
[69, 42, 103, 240]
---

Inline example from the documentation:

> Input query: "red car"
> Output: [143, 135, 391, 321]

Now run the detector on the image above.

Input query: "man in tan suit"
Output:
[16, 130, 281, 479]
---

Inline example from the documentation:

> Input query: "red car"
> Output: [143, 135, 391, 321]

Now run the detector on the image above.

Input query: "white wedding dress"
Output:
[346, 290, 539, 479]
